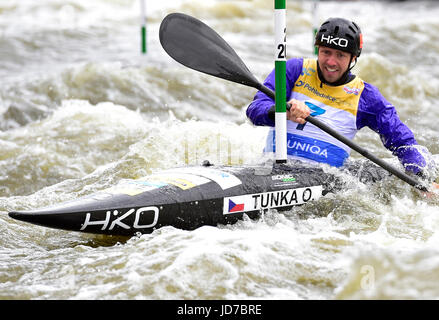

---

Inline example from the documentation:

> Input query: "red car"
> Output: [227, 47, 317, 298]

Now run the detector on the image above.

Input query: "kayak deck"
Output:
[8, 160, 388, 236]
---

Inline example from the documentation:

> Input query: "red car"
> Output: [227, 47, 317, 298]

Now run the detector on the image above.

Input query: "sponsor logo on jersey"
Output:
[297, 82, 337, 102]
[301, 66, 316, 76]
[343, 85, 360, 95]
[287, 140, 328, 158]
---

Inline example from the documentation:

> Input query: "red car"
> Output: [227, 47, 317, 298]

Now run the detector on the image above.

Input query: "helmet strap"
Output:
[348, 55, 358, 72]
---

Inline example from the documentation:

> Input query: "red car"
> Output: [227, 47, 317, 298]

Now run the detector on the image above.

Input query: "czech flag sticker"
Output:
[223, 196, 247, 215]
[228, 199, 244, 213]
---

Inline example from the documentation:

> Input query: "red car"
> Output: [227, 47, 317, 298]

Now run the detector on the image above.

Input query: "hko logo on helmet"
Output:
[320, 34, 349, 48]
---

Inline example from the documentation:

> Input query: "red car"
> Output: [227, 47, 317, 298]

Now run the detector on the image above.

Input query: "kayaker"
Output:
[246, 17, 432, 179]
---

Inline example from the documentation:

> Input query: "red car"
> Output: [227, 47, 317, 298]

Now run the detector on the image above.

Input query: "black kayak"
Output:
[8, 160, 388, 236]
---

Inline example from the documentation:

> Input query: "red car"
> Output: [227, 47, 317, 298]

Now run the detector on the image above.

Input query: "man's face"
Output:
[318, 46, 354, 83]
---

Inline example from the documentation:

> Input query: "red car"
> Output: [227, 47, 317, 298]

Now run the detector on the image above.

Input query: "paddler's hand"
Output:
[422, 182, 439, 199]
[287, 99, 311, 124]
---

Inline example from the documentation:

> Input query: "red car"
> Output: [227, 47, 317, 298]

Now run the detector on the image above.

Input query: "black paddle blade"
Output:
[159, 12, 261, 89]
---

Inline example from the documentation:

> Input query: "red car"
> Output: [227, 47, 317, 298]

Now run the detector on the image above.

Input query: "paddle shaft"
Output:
[257, 83, 427, 191]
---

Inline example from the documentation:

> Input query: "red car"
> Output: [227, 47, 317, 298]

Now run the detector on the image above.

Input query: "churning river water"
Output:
[1, 0, 439, 301]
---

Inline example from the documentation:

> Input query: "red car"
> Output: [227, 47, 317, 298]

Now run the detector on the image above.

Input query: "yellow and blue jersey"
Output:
[247, 58, 426, 173]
